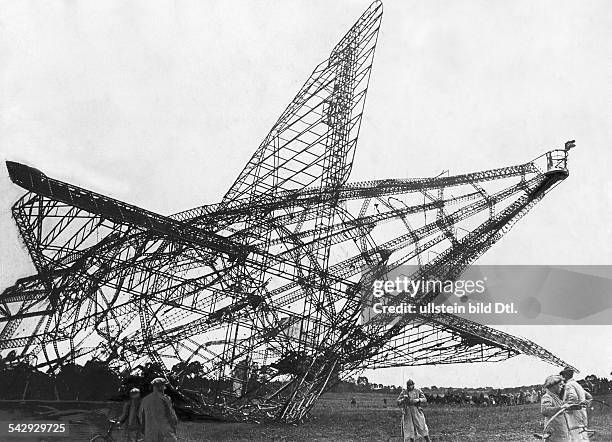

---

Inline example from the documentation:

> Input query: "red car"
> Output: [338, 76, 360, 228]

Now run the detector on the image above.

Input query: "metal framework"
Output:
[1, 1, 574, 423]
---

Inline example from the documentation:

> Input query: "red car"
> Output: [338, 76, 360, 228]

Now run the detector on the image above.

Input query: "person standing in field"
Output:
[560, 367, 592, 440]
[139, 378, 179, 442]
[397, 379, 430, 442]
[541, 374, 581, 442]
[118, 388, 143, 441]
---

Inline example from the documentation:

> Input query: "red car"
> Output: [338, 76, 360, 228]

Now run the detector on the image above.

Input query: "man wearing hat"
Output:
[118, 388, 143, 441]
[560, 367, 592, 440]
[139, 378, 179, 442]
[541, 374, 574, 441]
[397, 379, 430, 442]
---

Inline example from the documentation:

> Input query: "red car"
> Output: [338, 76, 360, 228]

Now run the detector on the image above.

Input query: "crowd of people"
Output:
[396, 366, 595, 442]
[423, 388, 542, 406]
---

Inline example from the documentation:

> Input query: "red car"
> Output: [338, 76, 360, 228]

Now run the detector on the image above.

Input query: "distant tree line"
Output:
[0, 357, 121, 401]
[1, 355, 610, 401]
[0, 356, 257, 403]
[326, 374, 612, 397]
[327, 376, 403, 394]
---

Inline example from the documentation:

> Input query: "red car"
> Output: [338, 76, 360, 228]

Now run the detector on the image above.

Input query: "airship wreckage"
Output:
[1, 1, 574, 423]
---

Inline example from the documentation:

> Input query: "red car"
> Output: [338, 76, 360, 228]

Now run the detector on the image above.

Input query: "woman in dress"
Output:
[541, 374, 583, 441]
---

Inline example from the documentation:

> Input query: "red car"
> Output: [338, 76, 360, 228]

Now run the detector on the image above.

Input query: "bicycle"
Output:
[89, 419, 120, 442]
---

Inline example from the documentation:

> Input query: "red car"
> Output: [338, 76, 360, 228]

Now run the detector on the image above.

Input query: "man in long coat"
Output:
[397, 379, 430, 442]
[118, 388, 143, 441]
[560, 367, 592, 440]
[541, 374, 582, 442]
[139, 378, 179, 442]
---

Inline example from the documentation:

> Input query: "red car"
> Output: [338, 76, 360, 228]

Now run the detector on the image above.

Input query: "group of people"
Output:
[396, 366, 593, 442]
[113, 367, 594, 442]
[117, 377, 179, 442]
[424, 388, 542, 406]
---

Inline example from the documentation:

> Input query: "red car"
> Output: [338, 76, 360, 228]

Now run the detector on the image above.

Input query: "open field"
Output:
[1, 393, 610, 441]
[178, 392, 612, 441]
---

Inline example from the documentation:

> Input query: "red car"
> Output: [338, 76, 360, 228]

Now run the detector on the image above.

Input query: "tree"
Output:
[55, 363, 84, 400]
[357, 376, 369, 386]
[80, 359, 120, 400]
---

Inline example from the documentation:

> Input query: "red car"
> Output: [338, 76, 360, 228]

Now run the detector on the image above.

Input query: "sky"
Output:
[1, 0, 611, 388]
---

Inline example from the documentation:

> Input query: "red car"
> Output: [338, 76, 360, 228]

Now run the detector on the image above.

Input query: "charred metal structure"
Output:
[1, 1, 574, 423]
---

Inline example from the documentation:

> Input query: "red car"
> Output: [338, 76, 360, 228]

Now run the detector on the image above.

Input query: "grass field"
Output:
[177, 392, 612, 442]
[1, 393, 610, 441]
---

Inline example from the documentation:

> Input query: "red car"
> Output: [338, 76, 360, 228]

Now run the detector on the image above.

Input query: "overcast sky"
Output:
[1, 0, 611, 388]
